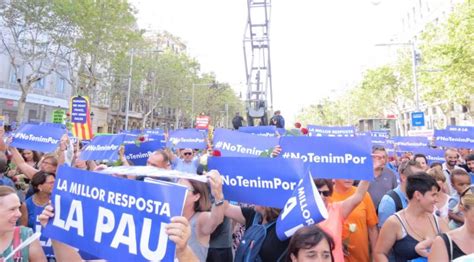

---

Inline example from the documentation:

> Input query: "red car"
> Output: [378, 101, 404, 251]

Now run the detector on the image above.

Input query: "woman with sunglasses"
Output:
[428, 185, 474, 260]
[177, 170, 225, 261]
[313, 153, 385, 262]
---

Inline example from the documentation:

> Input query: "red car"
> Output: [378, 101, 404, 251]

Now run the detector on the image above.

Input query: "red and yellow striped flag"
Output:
[70, 96, 93, 140]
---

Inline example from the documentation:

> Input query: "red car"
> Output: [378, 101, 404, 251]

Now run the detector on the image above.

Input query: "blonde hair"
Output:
[427, 168, 446, 182]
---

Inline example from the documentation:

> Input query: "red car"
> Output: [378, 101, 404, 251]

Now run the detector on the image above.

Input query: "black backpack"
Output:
[234, 213, 277, 262]
[387, 190, 403, 212]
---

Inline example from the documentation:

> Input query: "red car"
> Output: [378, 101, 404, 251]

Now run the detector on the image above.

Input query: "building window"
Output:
[35, 77, 45, 89]
[56, 77, 65, 93]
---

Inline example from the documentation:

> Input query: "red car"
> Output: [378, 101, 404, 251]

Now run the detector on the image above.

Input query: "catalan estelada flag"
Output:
[70, 96, 93, 140]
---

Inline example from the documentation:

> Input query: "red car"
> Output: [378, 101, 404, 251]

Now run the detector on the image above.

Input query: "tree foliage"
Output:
[298, 1, 473, 127]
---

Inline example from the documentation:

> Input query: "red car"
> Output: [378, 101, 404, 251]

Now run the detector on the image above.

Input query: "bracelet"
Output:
[214, 199, 225, 206]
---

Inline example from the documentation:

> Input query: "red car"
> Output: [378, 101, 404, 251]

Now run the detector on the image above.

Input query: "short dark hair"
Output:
[430, 162, 442, 169]
[287, 225, 335, 262]
[406, 173, 440, 200]
[31, 171, 55, 194]
[466, 154, 474, 162]
[313, 179, 334, 196]
[372, 145, 386, 153]
[413, 154, 428, 163]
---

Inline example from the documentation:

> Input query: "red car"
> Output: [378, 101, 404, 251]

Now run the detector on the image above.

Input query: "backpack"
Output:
[387, 190, 403, 212]
[234, 213, 277, 262]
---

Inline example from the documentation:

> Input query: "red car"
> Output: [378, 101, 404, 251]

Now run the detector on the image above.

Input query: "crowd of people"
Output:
[0, 124, 473, 262]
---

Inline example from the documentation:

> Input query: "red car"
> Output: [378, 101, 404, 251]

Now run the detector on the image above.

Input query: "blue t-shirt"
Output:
[172, 158, 199, 174]
[25, 197, 55, 258]
[378, 186, 408, 228]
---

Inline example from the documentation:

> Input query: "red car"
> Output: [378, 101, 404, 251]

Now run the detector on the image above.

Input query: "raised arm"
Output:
[340, 153, 385, 219]
[9, 146, 39, 179]
[198, 170, 225, 236]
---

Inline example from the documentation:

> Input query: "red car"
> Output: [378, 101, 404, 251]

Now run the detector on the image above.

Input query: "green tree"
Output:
[420, 1, 474, 117]
[0, 0, 74, 122]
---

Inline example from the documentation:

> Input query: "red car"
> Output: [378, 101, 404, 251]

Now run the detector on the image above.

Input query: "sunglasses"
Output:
[183, 152, 193, 156]
[318, 190, 331, 197]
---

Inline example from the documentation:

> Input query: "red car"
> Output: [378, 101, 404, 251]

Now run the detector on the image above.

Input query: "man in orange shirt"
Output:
[331, 179, 378, 262]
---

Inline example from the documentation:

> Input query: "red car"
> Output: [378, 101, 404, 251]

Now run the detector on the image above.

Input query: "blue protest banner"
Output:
[208, 157, 305, 208]
[238, 126, 277, 137]
[144, 128, 164, 136]
[434, 126, 474, 149]
[43, 165, 187, 262]
[393, 136, 429, 152]
[277, 128, 286, 136]
[167, 129, 207, 149]
[307, 125, 355, 137]
[371, 130, 390, 138]
[80, 134, 125, 161]
[411, 147, 445, 164]
[40, 122, 66, 129]
[11, 123, 63, 152]
[70, 96, 88, 124]
[125, 139, 166, 166]
[213, 128, 279, 157]
[276, 170, 328, 240]
[279, 136, 374, 180]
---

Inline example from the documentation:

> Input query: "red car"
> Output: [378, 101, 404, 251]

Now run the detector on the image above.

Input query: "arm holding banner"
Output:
[55, 134, 68, 167]
[166, 216, 199, 262]
[340, 154, 385, 219]
[9, 146, 39, 179]
[0, 126, 6, 151]
[197, 170, 225, 236]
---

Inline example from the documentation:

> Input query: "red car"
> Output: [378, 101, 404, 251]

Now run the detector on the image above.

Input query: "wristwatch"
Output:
[214, 198, 225, 206]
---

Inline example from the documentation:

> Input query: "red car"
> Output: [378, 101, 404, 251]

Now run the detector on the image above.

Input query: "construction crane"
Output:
[243, 0, 273, 126]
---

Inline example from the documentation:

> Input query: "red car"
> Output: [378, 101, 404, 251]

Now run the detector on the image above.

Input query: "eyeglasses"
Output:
[183, 152, 193, 156]
[318, 190, 331, 197]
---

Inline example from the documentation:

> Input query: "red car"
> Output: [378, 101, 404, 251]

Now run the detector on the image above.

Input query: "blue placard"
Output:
[434, 126, 474, 149]
[279, 136, 374, 180]
[27, 199, 54, 257]
[213, 128, 279, 157]
[412, 147, 445, 164]
[43, 165, 187, 262]
[393, 136, 429, 152]
[238, 126, 278, 137]
[167, 129, 207, 149]
[125, 139, 166, 166]
[208, 157, 305, 208]
[71, 96, 88, 124]
[80, 134, 125, 161]
[411, 112, 425, 127]
[144, 128, 164, 136]
[11, 123, 64, 152]
[276, 170, 328, 240]
[307, 125, 355, 137]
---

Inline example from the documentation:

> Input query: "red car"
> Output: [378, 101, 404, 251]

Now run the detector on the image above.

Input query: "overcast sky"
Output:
[130, 0, 402, 123]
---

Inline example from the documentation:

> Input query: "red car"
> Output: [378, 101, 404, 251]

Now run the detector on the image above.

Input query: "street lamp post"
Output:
[124, 48, 161, 131]
[125, 48, 135, 131]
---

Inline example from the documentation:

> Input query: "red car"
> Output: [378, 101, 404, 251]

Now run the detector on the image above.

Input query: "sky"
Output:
[129, 0, 403, 123]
